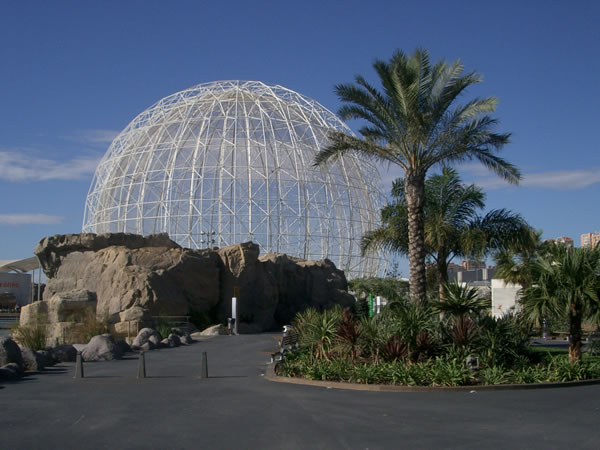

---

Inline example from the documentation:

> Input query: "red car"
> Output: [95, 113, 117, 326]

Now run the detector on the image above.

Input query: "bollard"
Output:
[74, 351, 84, 379]
[201, 351, 208, 379]
[138, 351, 146, 379]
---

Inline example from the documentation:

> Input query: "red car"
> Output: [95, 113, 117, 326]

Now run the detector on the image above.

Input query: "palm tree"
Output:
[433, 281, 491, 319]
[494, 229, 550, 290]
[520, 245, 600, 363]
[361, 168, 528, 298]
[314, 49, 520, 303]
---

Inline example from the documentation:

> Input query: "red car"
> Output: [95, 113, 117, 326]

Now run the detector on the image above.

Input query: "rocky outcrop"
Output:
[20, 233, 354, 341]
[19, 289, 97, 344]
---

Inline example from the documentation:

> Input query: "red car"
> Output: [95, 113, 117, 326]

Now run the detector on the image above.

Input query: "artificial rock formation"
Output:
[20, 233, 353, 342]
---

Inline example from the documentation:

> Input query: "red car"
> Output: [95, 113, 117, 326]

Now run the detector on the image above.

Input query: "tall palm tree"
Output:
[520, 245, 600, 363]
[361, 168, 528, 299]
[314, 49, 520, 303]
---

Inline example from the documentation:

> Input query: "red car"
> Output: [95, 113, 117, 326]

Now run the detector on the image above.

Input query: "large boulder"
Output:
[81, 334, 123, 361]
[0, 337, 24, 373]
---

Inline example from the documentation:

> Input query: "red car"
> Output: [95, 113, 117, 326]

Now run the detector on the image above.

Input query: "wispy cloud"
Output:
[0, 151, 101, 182]
[377, 163, 600, 192]
[0, 214, 64, 225]
[471, 168, 600, 190]
[65, 129, 119, 144]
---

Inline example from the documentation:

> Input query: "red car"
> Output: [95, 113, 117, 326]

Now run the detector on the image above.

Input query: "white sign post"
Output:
[376, 296, 381, 314]
[231, 297, 238, 335]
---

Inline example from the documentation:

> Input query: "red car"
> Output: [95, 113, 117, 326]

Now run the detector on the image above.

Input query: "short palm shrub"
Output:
[294, 306, 342, 361]
[475, 314, 530, 367]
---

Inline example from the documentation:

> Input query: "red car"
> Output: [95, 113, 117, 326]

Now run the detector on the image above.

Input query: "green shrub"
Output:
[154, 316, 173, 339]
[12, 322, 48, 351]
[294, 306, 342, 360]
[480, 366, 510, 385]
[475, 314, 530, 367]
[189, 308, 211, 331]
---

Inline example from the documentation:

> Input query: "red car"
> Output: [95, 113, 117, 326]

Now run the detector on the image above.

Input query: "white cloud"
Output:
[0, 214, 64, 225]
[66, 129, 119, 144]
[472, 168, 600, 190]
[0, 151, 101, 182]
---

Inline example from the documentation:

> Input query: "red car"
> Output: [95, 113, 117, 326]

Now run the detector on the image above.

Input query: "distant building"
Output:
[447, 259, 495, 283]
[461, 259, 486, 270]
[555, 236, 574, 248]
[447, 262, 463, 273]
[581, 232, 600, 248]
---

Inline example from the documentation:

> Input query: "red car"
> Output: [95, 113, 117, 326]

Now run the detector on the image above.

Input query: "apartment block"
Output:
[581, 232, 600, 248]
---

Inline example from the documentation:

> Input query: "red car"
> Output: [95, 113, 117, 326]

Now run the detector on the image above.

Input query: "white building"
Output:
[491, 279, 521, 318]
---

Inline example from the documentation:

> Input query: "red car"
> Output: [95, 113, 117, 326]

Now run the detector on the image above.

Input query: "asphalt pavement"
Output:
[1, 333, 599, 449]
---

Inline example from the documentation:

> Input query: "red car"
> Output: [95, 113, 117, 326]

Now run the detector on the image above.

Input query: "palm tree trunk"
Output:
[405, 172, 427, 304]
[437, 257, 449, 300]
[568, 303, 583, 364]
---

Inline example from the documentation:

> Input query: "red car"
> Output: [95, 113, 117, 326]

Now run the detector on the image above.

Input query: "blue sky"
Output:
[1, 1, 598, 277]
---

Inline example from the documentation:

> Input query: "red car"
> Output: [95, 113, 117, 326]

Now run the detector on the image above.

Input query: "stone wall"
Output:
[20, 233, 353, 341]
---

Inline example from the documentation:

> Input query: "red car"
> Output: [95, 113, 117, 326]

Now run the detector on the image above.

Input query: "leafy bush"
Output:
[334, 309, 361, 361]
[385, 301, 439, 362]
[475, 314, 531, 367]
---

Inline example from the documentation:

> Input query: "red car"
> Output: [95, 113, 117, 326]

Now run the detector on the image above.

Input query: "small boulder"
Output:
[168, 333, 181, 347]
[139, 342, 152, 352]
[114, 340, 131, 355]
[82, 334, 123, 361]
[0, 363, 21, 380]
[36, 350, 55, 367]
[148, 334, 162, 347]
[51, 344, 77, 362]
[179, 333, 192, 345]
[132, 328, 161, 348]
[20, 347, 46, 372]
[198, 324, 227, 336]
[0, 337, 24, 373]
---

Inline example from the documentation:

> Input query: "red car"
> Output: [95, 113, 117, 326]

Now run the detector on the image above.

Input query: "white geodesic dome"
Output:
[83, 80, 385, 278]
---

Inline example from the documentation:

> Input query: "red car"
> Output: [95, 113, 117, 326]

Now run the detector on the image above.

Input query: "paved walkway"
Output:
[2, 334, 600, 449]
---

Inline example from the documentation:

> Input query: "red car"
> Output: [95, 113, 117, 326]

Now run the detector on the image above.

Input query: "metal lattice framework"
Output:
[83, 80, 385, 278]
